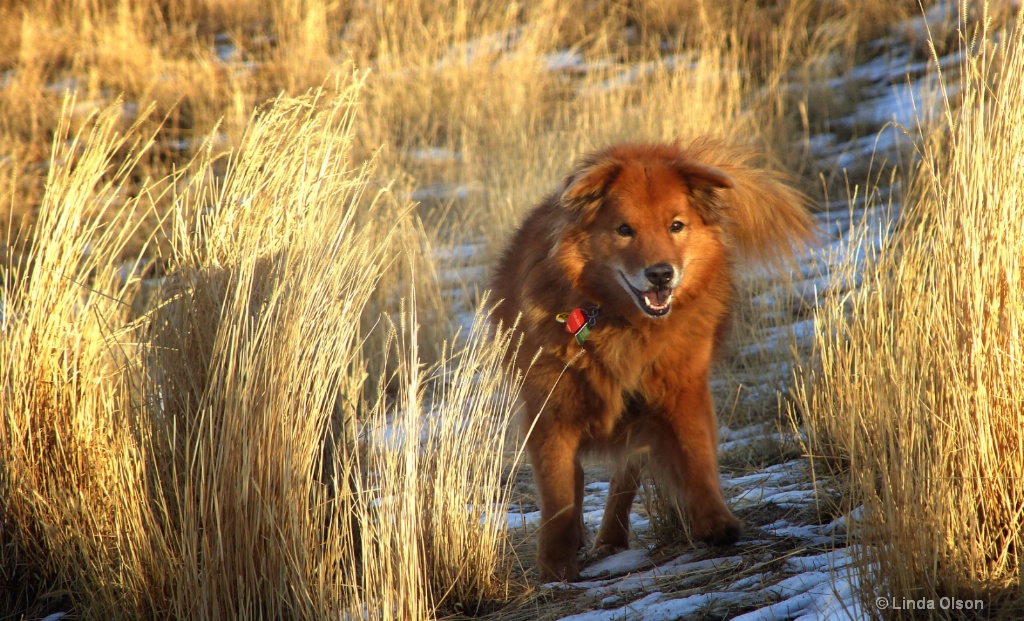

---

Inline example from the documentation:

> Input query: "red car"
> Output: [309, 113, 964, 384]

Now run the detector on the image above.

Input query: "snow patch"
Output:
[581, 549, 652, 578]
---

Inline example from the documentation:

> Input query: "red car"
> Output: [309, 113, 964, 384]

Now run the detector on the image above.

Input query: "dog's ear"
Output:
[560, 158, 621, 215]
[672, 161, 734, 223]
[674, 161, 734, 191]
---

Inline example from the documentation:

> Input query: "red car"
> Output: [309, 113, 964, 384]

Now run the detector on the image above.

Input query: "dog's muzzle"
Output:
[619, 265, 679, 317]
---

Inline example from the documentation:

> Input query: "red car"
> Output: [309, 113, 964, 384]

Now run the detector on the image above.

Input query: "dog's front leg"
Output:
[593, 459, 642, 555]
[526, 422, 583, 582]
[665, 383, 741, 546]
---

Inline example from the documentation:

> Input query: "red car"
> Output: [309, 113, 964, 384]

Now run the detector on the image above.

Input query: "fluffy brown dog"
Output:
[490, 139, 816, 582]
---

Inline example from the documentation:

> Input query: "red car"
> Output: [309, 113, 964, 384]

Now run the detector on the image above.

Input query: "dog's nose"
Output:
[644, 263, 674, 287]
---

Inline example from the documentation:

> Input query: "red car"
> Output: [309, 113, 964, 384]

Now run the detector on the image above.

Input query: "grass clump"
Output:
[797, 7, 1024, 617]
[0, 96, 173, 618]
[8, 0, 1023, 618]
[1, 75, 529, 620]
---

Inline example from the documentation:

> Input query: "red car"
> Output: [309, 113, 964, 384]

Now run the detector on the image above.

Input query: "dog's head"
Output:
[556, 143, 734, 319]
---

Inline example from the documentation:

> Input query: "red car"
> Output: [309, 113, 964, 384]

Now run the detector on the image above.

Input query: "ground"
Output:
[447, 28, 939, 618]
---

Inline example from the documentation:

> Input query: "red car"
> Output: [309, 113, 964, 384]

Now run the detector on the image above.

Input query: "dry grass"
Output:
[4, 0, 1020, 618]
[1, 80, 531, 620]
[0, 96, 172, 618]
[0, 0, 931, 240]
[796, 7, 1024, 618]
[0, 0, 939, 378]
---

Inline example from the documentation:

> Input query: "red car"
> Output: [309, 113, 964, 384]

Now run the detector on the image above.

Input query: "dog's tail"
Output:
[679, 137, 820, 270]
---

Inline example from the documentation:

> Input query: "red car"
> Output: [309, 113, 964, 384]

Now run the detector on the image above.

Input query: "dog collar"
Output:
[555, 306, 599, 345]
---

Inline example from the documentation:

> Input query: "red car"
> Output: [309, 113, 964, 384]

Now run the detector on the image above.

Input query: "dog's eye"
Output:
[670, 221, 685, 233]
[616, 224, 635, 237]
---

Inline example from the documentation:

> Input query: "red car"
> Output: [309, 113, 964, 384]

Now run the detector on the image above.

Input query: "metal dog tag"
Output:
[573, 323, 591, 345]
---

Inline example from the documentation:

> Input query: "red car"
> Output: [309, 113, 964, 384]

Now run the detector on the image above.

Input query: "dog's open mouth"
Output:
[620, 272, 674, 317]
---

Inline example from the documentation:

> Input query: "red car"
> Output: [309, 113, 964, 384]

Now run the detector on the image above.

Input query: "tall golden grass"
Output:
[0, 96, 173, 617]
[1, 77, 530, 619]
[0, 0, 939, 387]
[6, 0, 1019, 618]
[797, 8, 1024, 617]
[1, 0, 931, 240]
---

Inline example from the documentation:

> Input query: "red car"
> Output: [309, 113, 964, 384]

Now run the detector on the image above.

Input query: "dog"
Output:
[490, 138, 816, 581]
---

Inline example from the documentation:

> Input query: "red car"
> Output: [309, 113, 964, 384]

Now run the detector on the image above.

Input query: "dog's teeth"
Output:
[643, 291, 670, 310]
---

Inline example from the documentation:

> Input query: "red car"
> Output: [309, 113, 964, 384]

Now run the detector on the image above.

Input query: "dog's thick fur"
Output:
[490, 139, 816, 582]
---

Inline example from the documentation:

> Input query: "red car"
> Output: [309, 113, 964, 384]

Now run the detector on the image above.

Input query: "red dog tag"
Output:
[564, 308, 587, 334]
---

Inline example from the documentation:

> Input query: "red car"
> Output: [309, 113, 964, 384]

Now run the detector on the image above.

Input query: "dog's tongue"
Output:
[644, 288, 671, 308]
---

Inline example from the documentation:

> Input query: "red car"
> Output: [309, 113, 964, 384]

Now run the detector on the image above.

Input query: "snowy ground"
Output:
[448, 24, 939, 619]
[45, 8, 952, 620]
[491, 199, 899, 620]
[520, 449, 865, 621]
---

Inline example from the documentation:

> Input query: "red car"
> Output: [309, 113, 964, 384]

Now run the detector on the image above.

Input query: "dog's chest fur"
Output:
[566, 321, 673, 437]
[589, 323, 664, 389]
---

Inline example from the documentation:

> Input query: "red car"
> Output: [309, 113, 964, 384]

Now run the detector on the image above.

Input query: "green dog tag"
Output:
[574, 324, 591, 345]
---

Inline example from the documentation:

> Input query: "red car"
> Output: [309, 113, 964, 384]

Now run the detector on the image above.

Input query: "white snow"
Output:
[506, 509, 542, 530]
[459, 15, 929, 620]
[543, 49, 586, 72]
[580, 549, 652, 579]
[405, 147, 463, 163]
[576, 556, 744, 599]
[736, 550, 864, 621]
[557, 592, 664, 621]
[721, 467, 801, 490]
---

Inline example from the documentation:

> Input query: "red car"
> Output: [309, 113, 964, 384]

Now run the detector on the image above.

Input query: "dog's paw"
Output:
[575, 524, 589, 551]
[537, 554, 580, 583]
[694, 513, 742, 547]
[588, 541, 630, 560]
